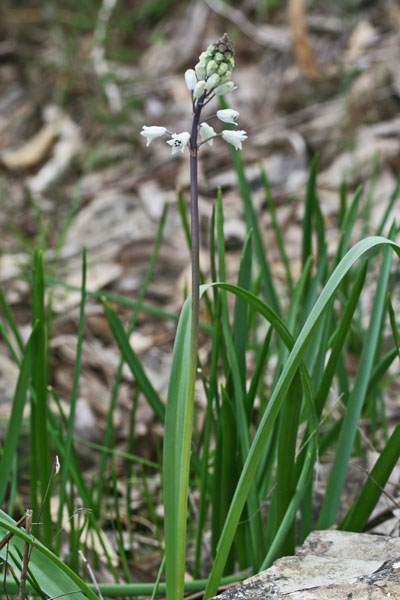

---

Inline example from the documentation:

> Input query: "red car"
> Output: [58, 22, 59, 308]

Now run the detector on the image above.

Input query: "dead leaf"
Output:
[346, 20, 379, 62]
[1, 120, 60, 170]
[287, 0, 322, 81]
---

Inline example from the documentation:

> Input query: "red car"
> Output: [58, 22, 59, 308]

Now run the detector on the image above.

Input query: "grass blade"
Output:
[218, 97, 280, 314]
[0, 510, 98, 600]
[103, 302, 165, 422]
[56, 249, 86, 551]
[317, 241, 394, 528]
[204, 236, 400, 598]
[31, 249, 52, 547]
[0, 326, 35, 504]
[339, 422, 400, 532]
[301, 154, 318, 267]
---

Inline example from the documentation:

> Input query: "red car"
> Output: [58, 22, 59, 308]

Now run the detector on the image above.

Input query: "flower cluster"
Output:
[186, 33, 236, 98]
[140, 33, 247, 155]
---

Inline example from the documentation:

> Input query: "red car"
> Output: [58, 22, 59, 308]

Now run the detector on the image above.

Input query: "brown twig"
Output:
[0, 514, 27, 551]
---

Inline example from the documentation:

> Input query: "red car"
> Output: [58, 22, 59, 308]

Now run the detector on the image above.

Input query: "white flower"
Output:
[213, 81, 236, 96]
[217, 109, 239, 125]
[205, 73, 220, 92]
[193, 80, 207, 99]
[140, 125, 167, 146]
[199, 123, 216, 145]
[184, 69, 197, 91]
[221, 129, 247, 150]
[167, 132, 190, 155]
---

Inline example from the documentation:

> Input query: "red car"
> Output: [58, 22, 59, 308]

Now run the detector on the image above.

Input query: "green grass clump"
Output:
[0, 153, 400, 599]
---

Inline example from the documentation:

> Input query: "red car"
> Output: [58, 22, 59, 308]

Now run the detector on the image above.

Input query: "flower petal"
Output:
[221, 129, 247, 150]
[199, 123, 216, 146]
[140, 126, 167, 146]
[166, 132, 190, 155]
[217, 109, 239, 125]
[184, 69, 197, 91]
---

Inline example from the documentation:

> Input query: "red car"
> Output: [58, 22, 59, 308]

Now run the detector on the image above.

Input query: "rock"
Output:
[211, 530, 400, 599]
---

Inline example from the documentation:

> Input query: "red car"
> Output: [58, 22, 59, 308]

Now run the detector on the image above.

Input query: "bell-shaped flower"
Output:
[199, 123, 216, 145]
[184, 69, 197, 91]
[193, 80, 207, 99]
[167, 132, 190, 155]
[213, 81, 236, 96]
[221, 129, 247, 150]
[217, 109, 239, 125]
[205, 73, 220, 92]
[140, 125, 167, 147]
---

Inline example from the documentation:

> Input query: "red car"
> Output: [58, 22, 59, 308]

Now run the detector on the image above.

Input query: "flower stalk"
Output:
[140, 33, 246, 600]
[188, 99, 203, 408]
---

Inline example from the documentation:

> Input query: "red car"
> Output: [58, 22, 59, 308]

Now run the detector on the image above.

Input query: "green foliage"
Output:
[1, 149, 400, 598]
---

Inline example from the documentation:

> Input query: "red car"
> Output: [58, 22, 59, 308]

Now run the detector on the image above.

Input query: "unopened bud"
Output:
[206, 60, 218, 76]
[193, 80, 207, 98]
[195, 62, 206, 80]
[205, 73, 220, 91]
[213, 81, 236, 95]
[184, 69, 197, 91]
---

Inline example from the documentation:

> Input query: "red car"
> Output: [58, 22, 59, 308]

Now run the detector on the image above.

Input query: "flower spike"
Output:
[140, 33, 246, 157]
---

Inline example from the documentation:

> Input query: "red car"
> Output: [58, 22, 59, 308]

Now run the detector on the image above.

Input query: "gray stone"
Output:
[211, 530, 400, 599]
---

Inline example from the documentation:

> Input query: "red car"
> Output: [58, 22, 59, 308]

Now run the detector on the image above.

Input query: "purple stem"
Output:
[189, 98, 204, 366]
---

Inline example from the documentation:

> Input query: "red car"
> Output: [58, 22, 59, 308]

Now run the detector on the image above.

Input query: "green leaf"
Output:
[340, 422, 400, 532]
[317, 241, 394, 528]
[0, 510, 98, 600]
[0, 327, 35, 504]
[103, 301, 165, 422]
[204, 236, 400, 598]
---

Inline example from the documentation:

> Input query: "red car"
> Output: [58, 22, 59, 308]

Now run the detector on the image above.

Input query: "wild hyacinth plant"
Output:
[2, 30, 400, 600]
[141, 33, 246, 599]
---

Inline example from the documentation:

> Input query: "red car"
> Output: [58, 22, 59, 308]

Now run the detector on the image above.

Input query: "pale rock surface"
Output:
[211, 530, 400, 599]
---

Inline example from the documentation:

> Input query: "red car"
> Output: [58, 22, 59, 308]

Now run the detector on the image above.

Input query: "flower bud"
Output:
[205, 73, 220, 91]
[213, 81, 236, 95]
[199, 122, 216, 145]
[195, 62, 206, 80]
[206, 60, 217, 76]
[218, 63, 228, 75]
[217, 109, 239, 125]
[184, 69, 197, 91]
[193, 80, 207, 98]
[214, 52, 224, 63]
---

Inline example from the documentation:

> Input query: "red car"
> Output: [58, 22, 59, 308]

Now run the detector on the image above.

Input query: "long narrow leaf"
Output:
[0, 326, 35, 504]
[340, 422, 400, 532]
[56, 249, 87, 549]
[0, 510, 98, 600]
[204, 236, 400, 598]
[103, 302, 165, 422]
[317, 241, 394, 528]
